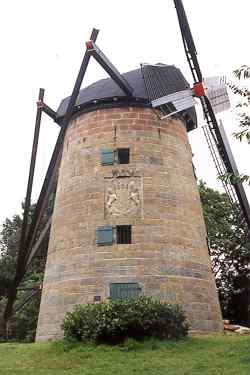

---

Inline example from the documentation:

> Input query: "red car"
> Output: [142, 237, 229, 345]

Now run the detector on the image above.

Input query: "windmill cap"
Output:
[57, 64, 197, 131]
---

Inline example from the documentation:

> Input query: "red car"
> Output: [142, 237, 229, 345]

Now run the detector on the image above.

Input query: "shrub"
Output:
[63, 297, 188, 344]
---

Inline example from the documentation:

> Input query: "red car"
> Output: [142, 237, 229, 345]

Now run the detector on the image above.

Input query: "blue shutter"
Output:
[110, 283, 141, 300]
[101, 149, 115, 165]
[96, 226, 113, 246]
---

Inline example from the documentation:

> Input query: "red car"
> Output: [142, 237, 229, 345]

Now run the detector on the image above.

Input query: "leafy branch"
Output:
[234, 65, 250, 80]
[218, 172, 250, 186]
[229, 65, 250, 144]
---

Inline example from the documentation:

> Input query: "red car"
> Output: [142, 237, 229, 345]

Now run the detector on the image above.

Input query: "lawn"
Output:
[0, 335, 249, 375]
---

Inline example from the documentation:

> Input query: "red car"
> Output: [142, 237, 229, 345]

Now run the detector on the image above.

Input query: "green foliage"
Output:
[198, 181, 250, 325]
[0, 205, 49, 342]
[63, 297, 188, 344]
[234, 65, 250, 80]
[0, 215, 22, 257]
[0, 215, 22, 299]
[218, 172, 250, 186]
[229, 64, 250, 144]
[221, 66, 250, 185]
[11, 272, 43, 342]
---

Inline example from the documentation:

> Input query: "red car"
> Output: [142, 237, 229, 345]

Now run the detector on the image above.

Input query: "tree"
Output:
[231, 65, 250, 144]
[221, 65, 250, 186]
[198, 181, 250, 326]
[0, 215, 22, 302]
[0, 202, 51, 341]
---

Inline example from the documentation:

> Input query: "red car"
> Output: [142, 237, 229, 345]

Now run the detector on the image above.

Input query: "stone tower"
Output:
[36, 66, 222, 341]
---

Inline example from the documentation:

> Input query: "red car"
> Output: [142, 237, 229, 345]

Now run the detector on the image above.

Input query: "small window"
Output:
[110, 283, 141, 300]
[100, 148, 129, 165]
[117, 148, 129, 164]
[96, 226, 113, 246]
[117, 225, 131, 244]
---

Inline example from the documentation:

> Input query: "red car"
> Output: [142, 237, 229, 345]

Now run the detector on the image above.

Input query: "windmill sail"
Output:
[204, 76, 230, 114]
[173, 0, 250, 233]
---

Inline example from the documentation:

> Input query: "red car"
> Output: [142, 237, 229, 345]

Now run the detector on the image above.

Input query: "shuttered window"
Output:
[96, 226, 114, 246]
[110, 283, 141, 300]
[100, 148, 130, 165]
[101, 149, 115, 165]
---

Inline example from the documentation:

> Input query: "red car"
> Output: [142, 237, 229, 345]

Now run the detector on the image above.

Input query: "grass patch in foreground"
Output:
[0, 335, 250, 375]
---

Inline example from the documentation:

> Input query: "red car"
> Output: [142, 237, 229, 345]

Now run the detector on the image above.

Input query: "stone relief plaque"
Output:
[105, 176, 142, 218]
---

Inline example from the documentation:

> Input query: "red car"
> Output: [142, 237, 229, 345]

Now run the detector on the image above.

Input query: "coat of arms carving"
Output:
[105, 177, 142, 218]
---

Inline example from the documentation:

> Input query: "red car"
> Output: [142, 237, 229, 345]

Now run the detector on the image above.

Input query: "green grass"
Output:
[0, 335, 250, 375]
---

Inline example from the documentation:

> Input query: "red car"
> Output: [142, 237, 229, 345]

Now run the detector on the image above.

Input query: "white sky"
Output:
[0, 0, 249, 224]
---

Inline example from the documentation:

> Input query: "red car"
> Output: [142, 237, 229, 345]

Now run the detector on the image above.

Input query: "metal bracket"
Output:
[86, 40, 133, 97]
[37, 100, 61, 125]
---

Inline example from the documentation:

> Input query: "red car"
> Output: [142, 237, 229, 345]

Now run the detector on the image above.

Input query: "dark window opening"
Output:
[116, 225, 131, 244]
[117, 148, 130, 164]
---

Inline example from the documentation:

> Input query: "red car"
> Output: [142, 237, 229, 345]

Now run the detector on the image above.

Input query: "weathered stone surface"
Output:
[36, 107, 223, 342]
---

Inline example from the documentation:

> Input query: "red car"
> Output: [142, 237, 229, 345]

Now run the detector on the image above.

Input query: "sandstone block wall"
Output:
[36, 107, 222, 341]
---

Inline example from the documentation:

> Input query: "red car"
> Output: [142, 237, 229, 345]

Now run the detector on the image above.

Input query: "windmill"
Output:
[3, 1, 250, 334]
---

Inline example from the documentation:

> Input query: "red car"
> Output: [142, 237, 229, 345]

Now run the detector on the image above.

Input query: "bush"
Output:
[63, 297, 188, 344]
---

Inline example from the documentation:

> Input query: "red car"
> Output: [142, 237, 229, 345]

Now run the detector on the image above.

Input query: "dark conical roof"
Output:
[57, 65, 197, 131]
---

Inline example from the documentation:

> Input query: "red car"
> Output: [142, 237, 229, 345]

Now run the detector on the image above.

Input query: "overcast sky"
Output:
[0, 0, 249, 224]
